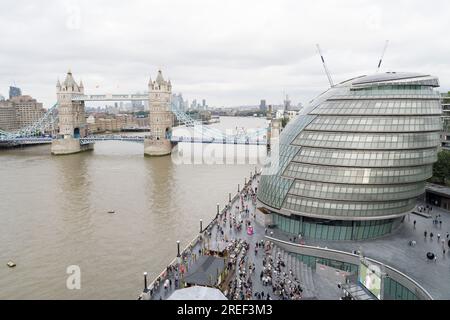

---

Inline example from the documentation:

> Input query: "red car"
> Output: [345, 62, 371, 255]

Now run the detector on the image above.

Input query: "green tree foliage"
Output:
[430, 149, 450, 185]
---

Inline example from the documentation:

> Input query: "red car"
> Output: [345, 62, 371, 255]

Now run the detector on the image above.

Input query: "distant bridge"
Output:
[1, 132, 267, 147]
[0, 87, 268, 146]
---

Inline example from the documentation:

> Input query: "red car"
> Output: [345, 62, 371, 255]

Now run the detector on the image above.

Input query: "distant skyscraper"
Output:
[0, 94, 5, 101]
[171, 93, 185, 111]
[9, 86, 22, 99]
[202, 99, 206, 110]
[10, 95, 45, 129]
[132, 91, 144, 110]
[0, 100, 17, 131]
[259, 99, 267, 112]
[283, 94, 291, 113]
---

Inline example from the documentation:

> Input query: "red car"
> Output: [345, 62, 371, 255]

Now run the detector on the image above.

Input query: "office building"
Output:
[257, 72, 442, 240]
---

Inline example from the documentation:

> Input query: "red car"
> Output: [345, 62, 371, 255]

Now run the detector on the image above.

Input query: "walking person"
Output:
[424, 230, 427, 238]
[413, 220, 416, 229]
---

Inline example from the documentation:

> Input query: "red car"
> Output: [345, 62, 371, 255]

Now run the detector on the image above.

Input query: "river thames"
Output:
[0, 116, 267, 299]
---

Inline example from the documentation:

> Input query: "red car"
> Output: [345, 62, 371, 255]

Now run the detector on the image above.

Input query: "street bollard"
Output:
[143, 272, 148, 292]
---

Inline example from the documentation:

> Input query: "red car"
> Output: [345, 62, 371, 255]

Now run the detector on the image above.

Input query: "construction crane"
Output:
[376, 40, 389, 73]
[316, 44, 334, 88]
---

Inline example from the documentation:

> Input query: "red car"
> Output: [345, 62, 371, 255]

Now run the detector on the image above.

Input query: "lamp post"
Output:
[238, 184, 240, 192]
[176, 240, 181, 257]
[229, 193, 231, 203]
[216, 203, 220, 216]
[200, 219, 203, 233]
[245, 178, 247, 186]
[143, 272, 148, 292]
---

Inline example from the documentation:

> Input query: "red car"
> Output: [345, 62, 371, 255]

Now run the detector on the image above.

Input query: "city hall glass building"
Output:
[258, 72, 442, 240]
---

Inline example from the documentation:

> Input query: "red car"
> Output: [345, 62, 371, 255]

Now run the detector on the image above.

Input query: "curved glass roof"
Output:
[352, 72, 429, 85]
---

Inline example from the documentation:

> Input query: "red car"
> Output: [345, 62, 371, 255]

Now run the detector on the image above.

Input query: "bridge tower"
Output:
[51, 70, 93, 155]
[144, 70, 175, 156]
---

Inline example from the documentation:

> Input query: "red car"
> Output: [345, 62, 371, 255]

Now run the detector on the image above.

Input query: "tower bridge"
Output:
[0, 69, 268, 154]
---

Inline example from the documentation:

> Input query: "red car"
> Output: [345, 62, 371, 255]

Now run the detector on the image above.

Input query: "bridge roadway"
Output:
[1, 135, 267, 146]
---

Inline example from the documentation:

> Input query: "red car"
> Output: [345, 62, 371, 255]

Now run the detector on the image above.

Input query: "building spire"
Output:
[156, 69, 165, 84]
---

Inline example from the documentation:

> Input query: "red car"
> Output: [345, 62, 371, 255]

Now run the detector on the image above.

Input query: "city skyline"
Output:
[1, 0, 450, 108]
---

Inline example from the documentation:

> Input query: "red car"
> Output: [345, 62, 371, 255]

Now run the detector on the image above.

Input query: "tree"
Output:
[430, 150, 450, 185]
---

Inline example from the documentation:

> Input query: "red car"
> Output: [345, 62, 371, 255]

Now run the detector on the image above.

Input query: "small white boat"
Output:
[7, 261, 16, 268]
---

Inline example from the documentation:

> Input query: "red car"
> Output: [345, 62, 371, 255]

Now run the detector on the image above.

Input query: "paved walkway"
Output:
[140, 175, 324, 300]
[139, 174, 450, 300]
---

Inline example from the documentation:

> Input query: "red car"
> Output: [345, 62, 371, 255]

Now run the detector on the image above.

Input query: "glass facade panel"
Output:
[273, 213, 400, 240]
[283, 162, 433, 185]
[294, 131, 441, 150]
[293, 147, 436, 168]
[283, 194, 415, 218]
[306, 116, 441, 133]
[311, 99, 441, 116]
[383, 277, 418, 300]
[288, 180, 425, 202]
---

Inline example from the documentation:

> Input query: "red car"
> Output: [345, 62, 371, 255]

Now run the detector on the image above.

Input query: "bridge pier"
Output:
[143, 138, 173, 156]
[51, 137, 93, 155]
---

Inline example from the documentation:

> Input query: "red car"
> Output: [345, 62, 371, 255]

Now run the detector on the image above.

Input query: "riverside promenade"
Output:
[139, 172, 321, 300]
[138, 176, 450, 300]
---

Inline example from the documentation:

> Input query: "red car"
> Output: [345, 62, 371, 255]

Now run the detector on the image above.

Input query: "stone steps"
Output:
[269, 244, 317, 299]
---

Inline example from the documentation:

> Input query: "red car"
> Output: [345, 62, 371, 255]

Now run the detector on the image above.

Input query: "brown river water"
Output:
[0, 116, 267, 299]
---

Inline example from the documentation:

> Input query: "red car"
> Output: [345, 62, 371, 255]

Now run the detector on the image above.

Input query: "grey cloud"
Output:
[0, 0, 449, 108]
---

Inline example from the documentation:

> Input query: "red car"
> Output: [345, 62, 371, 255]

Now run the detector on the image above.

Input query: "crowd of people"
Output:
[140, 174, 311, 301]
[415, 204, 450, 261]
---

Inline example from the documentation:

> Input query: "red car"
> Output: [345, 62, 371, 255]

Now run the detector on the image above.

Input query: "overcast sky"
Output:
[1, 0, 449, 108]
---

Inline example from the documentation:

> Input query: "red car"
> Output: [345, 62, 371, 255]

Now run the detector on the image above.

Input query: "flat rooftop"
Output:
[426, 183, 450, 198]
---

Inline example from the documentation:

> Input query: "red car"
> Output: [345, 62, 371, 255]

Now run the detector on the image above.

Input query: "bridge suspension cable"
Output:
[0, 103, 58, 140]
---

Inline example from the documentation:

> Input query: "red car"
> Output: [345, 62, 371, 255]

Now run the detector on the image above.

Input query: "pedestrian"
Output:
[439, 221, 442, 227]
[430, 232, 434, 239]
[438, 234, 441, 241]
[447, 232, 449, 239]
[424, 230, 427, 238]
[413, 220, 416, 229]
